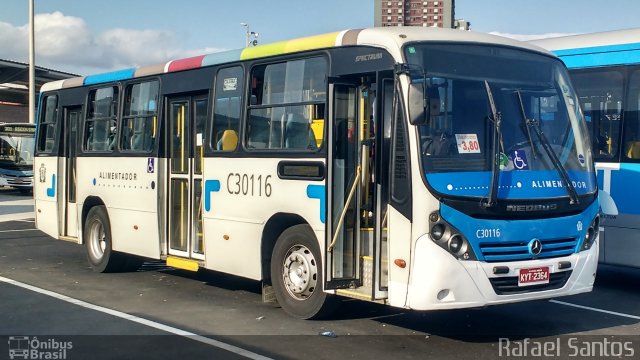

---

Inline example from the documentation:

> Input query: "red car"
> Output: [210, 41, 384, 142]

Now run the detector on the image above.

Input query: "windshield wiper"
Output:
[482, 80, 501, 208]
[514, 93, 579, 205]
[515, 91, 537, 160]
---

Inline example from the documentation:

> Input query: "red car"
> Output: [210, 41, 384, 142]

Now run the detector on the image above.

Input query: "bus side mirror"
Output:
[408, 82, 428, 125]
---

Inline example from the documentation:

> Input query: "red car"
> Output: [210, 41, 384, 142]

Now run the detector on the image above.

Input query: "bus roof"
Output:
[40, 27, 551, 93]
[531, 28, 640, 69]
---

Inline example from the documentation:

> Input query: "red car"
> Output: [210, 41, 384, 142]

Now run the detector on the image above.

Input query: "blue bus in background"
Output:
[533, 28, 640, 268]
[0, 123, 35, 194]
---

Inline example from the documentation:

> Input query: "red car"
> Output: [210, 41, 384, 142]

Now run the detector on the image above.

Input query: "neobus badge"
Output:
[506, 204, 558, 212]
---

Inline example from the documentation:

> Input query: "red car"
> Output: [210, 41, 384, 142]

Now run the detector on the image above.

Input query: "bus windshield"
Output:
[404, 43, 596, 200]
[0, 133, 35, 169]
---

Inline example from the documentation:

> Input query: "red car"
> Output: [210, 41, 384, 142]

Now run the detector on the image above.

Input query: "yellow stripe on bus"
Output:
[240, 32, 340, 60]
[166, 256, 199, 272]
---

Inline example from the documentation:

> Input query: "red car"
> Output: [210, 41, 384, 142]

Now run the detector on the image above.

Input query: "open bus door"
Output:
[59, 106, 81, 239]
[325, 74, 392, 301]
[165, 94, 208, 270]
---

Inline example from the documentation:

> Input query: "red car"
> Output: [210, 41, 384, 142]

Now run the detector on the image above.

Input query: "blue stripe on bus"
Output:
[426, 170, 596, 199]
[605, 163, 640, 215]
[553, 42, 640, 57]
[306, 185, 326, 224]
[552, 43, 640, 68]
[204, 180, 221, 212]
[83, 68, 136, 85]
[46, 174, 56, 197]
[558, 50, 640, 68]
[202, 49, 243, 67]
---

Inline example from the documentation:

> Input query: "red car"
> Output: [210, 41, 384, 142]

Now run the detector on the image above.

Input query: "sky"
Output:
[1, 0, 639, 75]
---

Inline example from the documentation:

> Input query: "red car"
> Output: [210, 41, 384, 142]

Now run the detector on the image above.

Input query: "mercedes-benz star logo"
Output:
[528, 238, 543, 256]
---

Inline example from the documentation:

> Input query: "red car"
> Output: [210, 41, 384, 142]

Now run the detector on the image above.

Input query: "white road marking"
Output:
[0, 275, 273, 360]
[0, 212, 34, 222]
[0, 199, 34, 206]
[550, 299, 640, 320]
[0, 228, 38, 233]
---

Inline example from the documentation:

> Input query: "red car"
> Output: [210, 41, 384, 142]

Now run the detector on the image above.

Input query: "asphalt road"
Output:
[0, 188, 639, 359]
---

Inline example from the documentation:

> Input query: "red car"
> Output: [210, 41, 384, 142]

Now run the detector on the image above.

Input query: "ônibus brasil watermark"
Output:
[499, 337, 636, 358]
[7, 336, 72, 360]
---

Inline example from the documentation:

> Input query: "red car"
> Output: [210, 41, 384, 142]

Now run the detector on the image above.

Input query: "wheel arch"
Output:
[261, 212, 311, 282]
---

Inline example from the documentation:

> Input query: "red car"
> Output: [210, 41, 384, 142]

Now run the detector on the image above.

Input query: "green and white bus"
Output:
[35, 27, 600, 319]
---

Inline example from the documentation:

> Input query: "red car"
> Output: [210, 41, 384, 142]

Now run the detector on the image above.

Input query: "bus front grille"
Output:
[490, 270, 572, 295]
[6, 176, 32, 186]
[479, 237, 578, 262]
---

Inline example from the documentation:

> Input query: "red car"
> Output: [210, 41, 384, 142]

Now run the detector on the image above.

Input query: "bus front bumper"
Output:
[405, 234, 598, 310]
[0, 175, 33, 189]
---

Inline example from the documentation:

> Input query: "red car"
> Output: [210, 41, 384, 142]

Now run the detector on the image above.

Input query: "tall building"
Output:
[374, 0, 455, 29]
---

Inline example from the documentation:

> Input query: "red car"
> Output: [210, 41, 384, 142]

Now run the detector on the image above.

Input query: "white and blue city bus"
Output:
[35, 27, 600, 319]
[0, 123, 35, 193]
[533, 29, 640, 268]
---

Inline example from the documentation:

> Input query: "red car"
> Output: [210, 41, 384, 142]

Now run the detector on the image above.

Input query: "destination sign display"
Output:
[0, 124, 36, 134]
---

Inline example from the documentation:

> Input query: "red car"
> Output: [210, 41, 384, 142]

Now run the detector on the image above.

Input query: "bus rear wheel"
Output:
[271, 224, 336, 319]
[84, 205, 125, 273]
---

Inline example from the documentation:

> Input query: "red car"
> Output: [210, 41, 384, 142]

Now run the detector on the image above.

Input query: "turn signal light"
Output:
[394, 259, 407, 268]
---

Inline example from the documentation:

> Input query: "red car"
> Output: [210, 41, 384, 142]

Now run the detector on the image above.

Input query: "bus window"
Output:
[85, 86, 119, 152]
[212, 66, 243, 152]
[247, 57, 326, 150]
[623, 70, 640, 160]
[120, 81, 159, 152]
[571, 70, 624, 160]
[37, 95, 58, 153]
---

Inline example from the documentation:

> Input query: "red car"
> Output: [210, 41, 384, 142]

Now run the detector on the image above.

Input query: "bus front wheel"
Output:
[84, 205, 124, 273]
[271, 224, 336, 319]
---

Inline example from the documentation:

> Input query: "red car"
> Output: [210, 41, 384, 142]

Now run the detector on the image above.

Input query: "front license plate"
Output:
[518, 267, 550, 286]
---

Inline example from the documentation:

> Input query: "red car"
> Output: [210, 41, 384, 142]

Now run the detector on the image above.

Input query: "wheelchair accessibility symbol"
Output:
[511, 150, 529, 170]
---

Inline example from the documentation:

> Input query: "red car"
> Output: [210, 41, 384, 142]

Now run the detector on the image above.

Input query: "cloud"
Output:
[488, 32, 580, 42]
[0, 11, 225, 75]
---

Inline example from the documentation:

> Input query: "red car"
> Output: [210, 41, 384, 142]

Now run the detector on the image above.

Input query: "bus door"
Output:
[61, 106, 81, 238]
[325, 74, 392, 300]
[166, 95, 208, 262]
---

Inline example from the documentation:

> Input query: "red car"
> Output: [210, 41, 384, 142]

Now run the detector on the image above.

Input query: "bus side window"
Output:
[120, 81, 159, 152]
[37, 95, 58, 153]
[212, 66, 243, 152]
[623, 70, 640, 160]
[246, 57, 326, 151]
[85, 86, 119, 152]
[572, 70, 623, 160]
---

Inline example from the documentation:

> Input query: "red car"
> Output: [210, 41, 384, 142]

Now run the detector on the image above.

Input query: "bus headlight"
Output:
[448, 234, 465, 254]
[581, 215, 599, 251]
[429, 211, 476, 260]
[431, 223, 445, 241]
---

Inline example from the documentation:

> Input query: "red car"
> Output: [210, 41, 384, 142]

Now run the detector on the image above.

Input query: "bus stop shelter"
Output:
[0, 59, 76, 123]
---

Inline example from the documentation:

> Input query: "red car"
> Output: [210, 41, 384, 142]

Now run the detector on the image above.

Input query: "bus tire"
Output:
[84, 205, 124, 273]
[271, 224, 337, 319]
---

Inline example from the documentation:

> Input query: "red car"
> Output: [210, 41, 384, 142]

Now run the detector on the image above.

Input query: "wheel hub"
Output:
[89, 220, 106, 260]
[282, 245, 317, 300]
